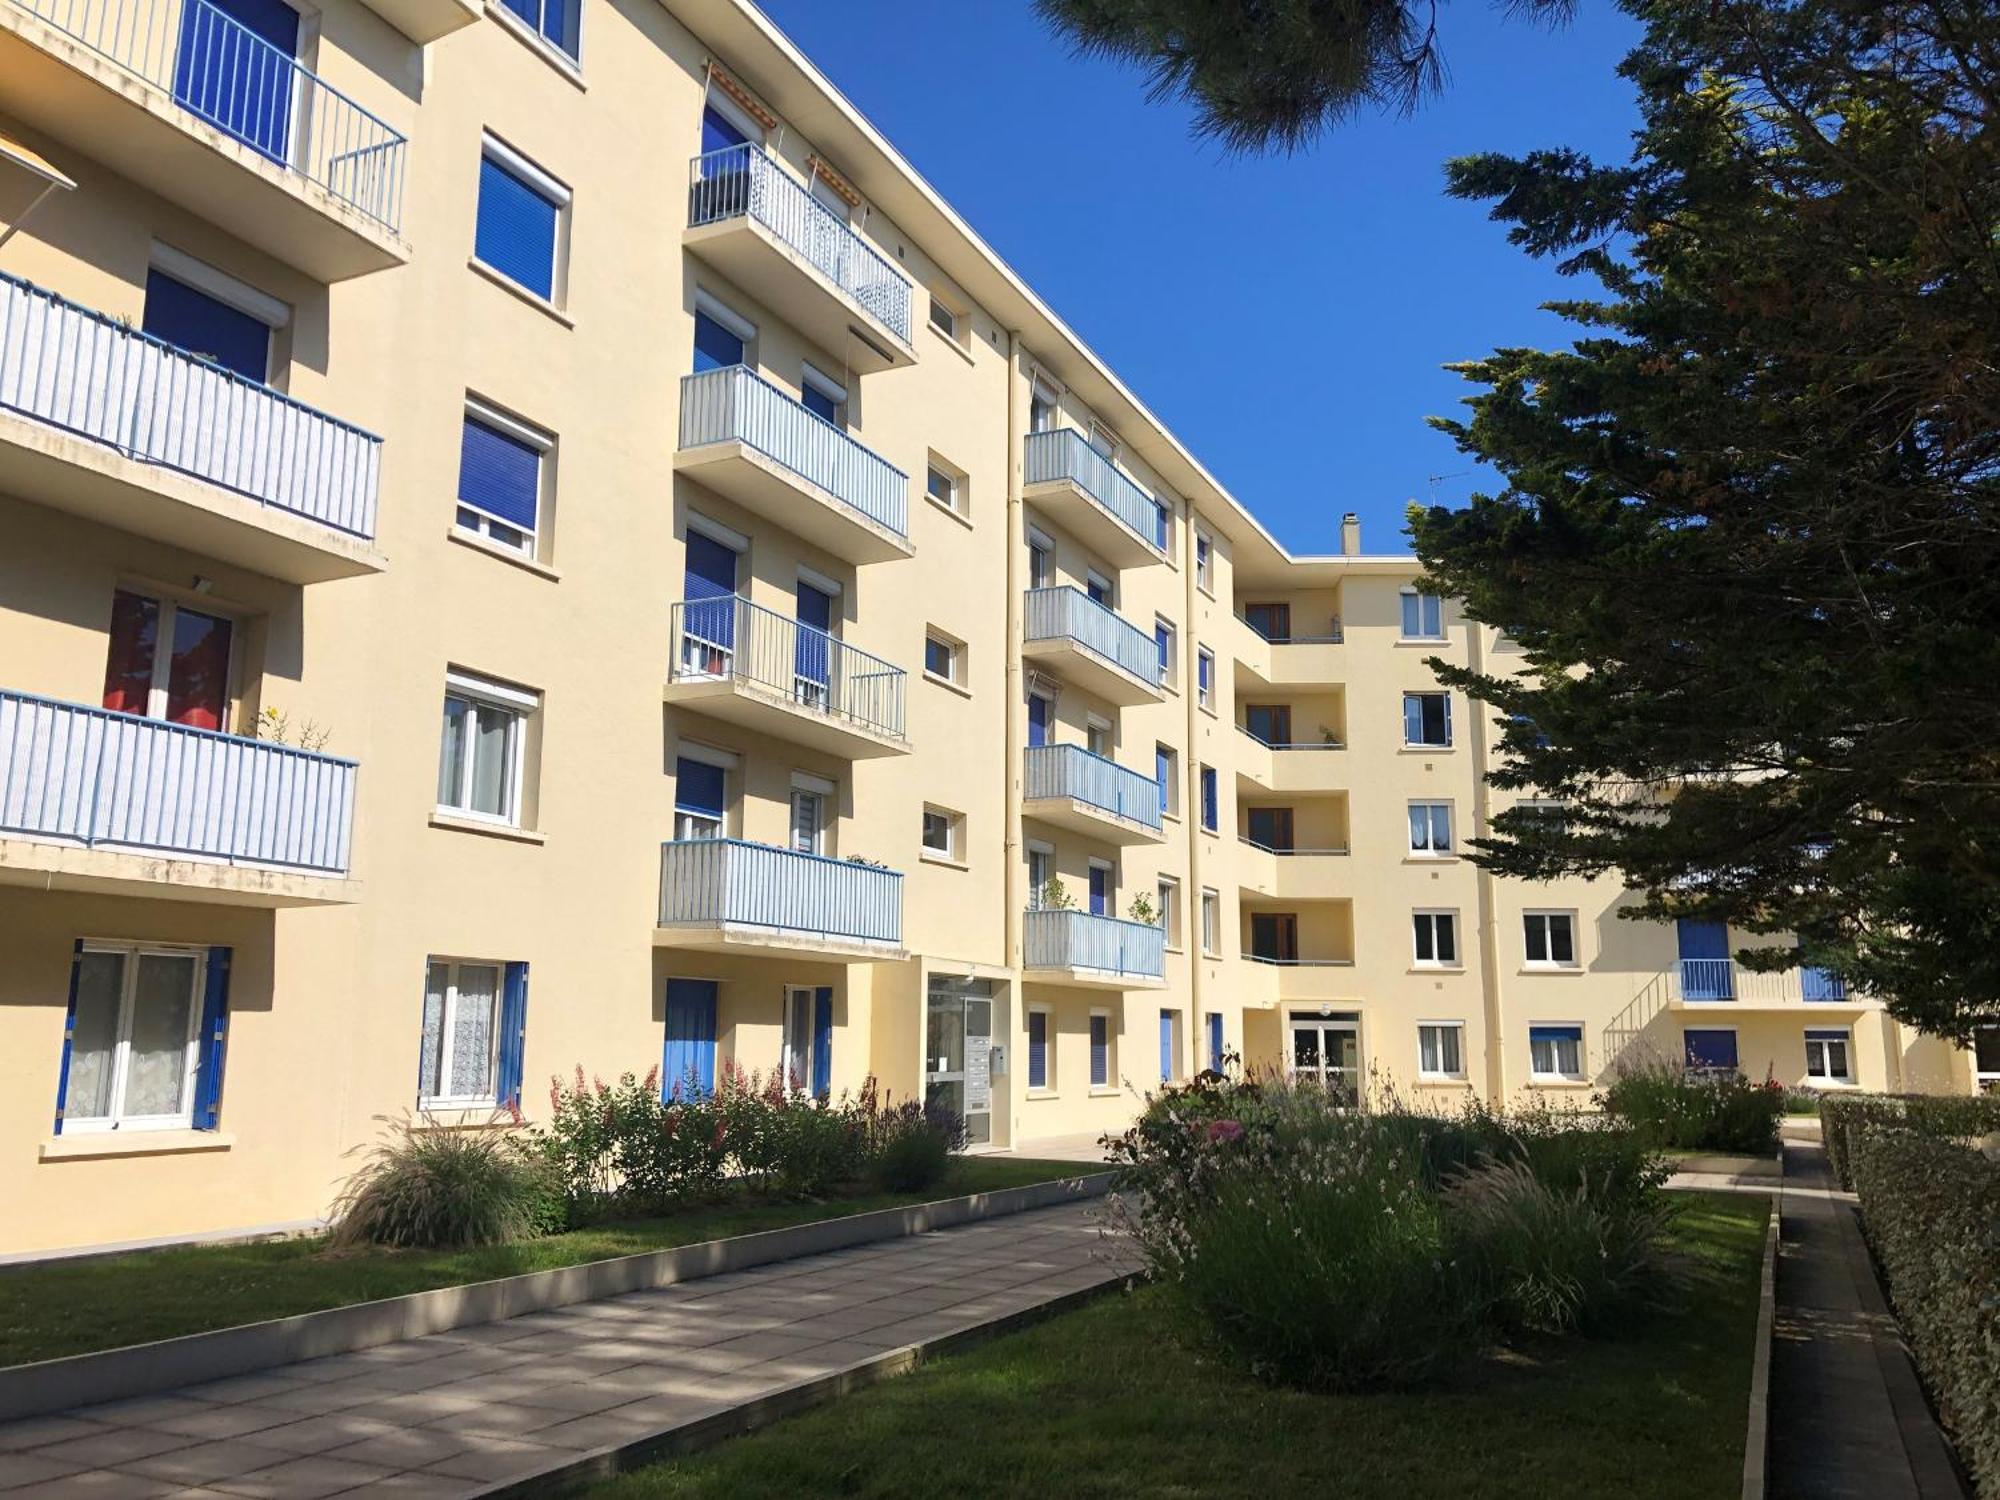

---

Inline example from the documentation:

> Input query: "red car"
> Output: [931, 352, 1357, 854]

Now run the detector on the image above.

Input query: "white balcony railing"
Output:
[9, 0, 406, 232]
[659, 838, 902, 947]
[669, 595, 906, 742]
[1023, 907, 1166, 980]
[1023, 743, 1161, 831]
[1023, 428, 1166, 555]
[687, 143, 912, 342]
[0, 271, 381, 539]
[679, 364, 908, 540]
[1023, 586, 1159, 686]
[0, 689, 355, 874]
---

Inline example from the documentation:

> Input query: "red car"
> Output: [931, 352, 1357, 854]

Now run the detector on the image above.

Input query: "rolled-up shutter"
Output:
[192, 945, 233, 1130]
[497, 962, 529, 1110]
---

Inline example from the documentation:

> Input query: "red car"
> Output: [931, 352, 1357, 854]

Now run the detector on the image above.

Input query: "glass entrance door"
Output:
[1290, 1014, 1360, 1105]
[926, 976, 995, 1145]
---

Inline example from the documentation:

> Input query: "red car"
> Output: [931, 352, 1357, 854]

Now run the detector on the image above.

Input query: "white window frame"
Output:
[438, 669, 536, 827]
[1194, 530, 1214, 594]
[1529, 1023, 1587, 1082]
[1155, 743, 1179, 819]
[421, 957, 504, 1110]
[1153, 617, 1177, 686]
[1029, 375, 1061, 434]
[477, 133, 572, 307]
[789, 773, 832, 856]
[1157, 875, 1180, 949]
[62, 941, 207, 1134]
[927, 293, 960, 341]
[1086, 856, 1115, 916]
[1412, 909, 1460, 969]
[1523, 909, 1580, 969]
[1975, 1025, 2000, 1092]
[922, 804, 961, 861]
[924, 453, 966, 516]
[1408, 800, 1454, 856]
[1027, 840, 1054, 908]
[110, 588, 240, 725]
[1027, 528, 1056, 591]
[673, 740, 735, 841]
[1404, 691, 1454, 749]
[1805, 1027, 1853, 1084]
[456, 396, 553, 558]
[1026, 1002, 1055, 1093]
[1088, 1006, 1115, 1090]
[1399, 588, 1445, 641]
[1196, 646, 1215, 711]
[1417, 1020, 1466, 1080]
[780, 984, 816, 1088]
[800, 362, 848, 429]
[1085, 714, 1112, 758]
[1200, 888, 1221, 957]
[923, 629, 962, 685]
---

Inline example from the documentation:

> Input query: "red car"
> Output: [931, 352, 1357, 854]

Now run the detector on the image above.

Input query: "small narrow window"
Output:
[1196, 647, 1215, 710]
[1027, 1006, 1052, 1090]
[1155, 744, 1178, 818]
[1194, 531, 1214, 592]
[1089, 1011, 1112, 1088]
[1200, 889, 1220, 956]
[1157, 877, 1180, 947]
[924, 631, 962, 684]
[928, 295, 959, 340]
[1154, 619, 1176, 685]
[922, 805, 962, 860]
[1199, 765, 1218, 832]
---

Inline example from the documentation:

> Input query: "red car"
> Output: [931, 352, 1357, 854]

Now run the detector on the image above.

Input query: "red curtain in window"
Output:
[165, 608, 231, 730]
[101, 591, 158, 716]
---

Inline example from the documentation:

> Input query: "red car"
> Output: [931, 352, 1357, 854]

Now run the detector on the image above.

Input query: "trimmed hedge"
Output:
[1820, 1093, 2000, 1190]
[1848, 1129, 2000, 1497]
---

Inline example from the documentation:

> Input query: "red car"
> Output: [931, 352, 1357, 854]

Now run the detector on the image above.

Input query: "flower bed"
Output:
[1597, 1062, 1785, 1154]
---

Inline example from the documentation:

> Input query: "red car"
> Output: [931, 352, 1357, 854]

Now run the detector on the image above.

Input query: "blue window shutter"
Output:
[52, 938, 84, 1136]
[1207, 1012, 1223, 1071]
[1677, 919, 1734, 1000]
[476, 155, 559, 300]
[1684, 1028, 1738, 1071]
[1155, 748, 1170, 813]
[1028, 1012, 1047, 1089]
[1201, 768, 1217, 830]
[692, 311, 745, 373]
[141, 269, 271, 384]
[674, 757, 725, 821]
[1089, 865, 1108, 916]
[663, 978, 718, 1097]
[795, 582, 832, 691]
[458, 415, 541, 531]
[811, 987, 833, 1098]
[1090, 1015, 1108, 1086]
[172, 0, 298, 164]
[497, 962, 529, 1110]
[701, 105, 749, 155]
[1154, 502, 1169, 548]
[1159, 1010, 1173, 1081]
[683, 530, 738, 654]
[192, 945, 233, 1130]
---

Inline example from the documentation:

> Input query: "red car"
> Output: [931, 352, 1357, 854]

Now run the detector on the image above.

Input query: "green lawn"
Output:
[0, 1158, 1087, 1367]
[589, 1190, 1769, 1500]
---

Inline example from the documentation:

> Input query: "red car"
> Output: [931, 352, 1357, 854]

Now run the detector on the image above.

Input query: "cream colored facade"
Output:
[0, 0, 1986, 1258]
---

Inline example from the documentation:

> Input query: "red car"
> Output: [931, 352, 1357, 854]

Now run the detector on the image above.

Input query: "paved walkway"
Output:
[1768, 1133, 1966, 1499]
[0, 1201, 1133, 1498]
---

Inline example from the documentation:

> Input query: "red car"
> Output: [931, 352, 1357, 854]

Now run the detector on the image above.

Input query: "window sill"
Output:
[924, 670, 973, 699]
[1200, 825, 1220, 838]
[484, 1, 587, 89]
[447, 527, 563, 580]
[1025, 1089, 1060, 1102]
[924, 492, 975, 529]
[920, 851, 969, 871]
[41, 1130, 234, 1161]
[1404, 854, 1459, 865]
[1089, 1087, 1121, 1098]
[417, 1102, 506, 1122]
[1415, 1077, 1472, 1088]
[468, 258, 575, 328]
[1395, 637, 1448, 648]
[431, 811, 546, 845]
[1410, 965, 1466, 975]
[1198, 703, 1217, 719]
[1400, 744, 1456, 755]
[1196, 583, 1215, 602]
[1520, 965, 1584, 976]
[1528, 1078, 1593, 1090]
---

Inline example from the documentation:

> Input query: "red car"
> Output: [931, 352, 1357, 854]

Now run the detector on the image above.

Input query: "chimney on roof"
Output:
[1340, 513, 1360, 557]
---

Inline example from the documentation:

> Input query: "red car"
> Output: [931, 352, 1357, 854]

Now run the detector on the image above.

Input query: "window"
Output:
[1413, 910, 1459, 967]
[922, 805, 961, 860]
[800, 364, 847, 429]
[790, 775, 831, 855]
[1026, 688, 1052, 749]
[1086, 569, 1114, 607]
[1806, 1029, 1852, 1083]
[701, 95, 759, 154]
[421, 959, 527, 1109]
[1400, 589, 1444, 640]
[924, 631, 962, 684]
[1196, 647, 1214, 710]
[474, 138, 568, 305]
[1684, 1028, 1739, 1075]
[1087, 421, 1118, 459]
[101, 588, 234, 731]
[1027, 1006, 1052, 1091]
[1243, 703, 1291, 746]
[1027, 529, 1056, 591]
[1157, 877, 1180, 947]
[1242, 601, 1290, 642]
[1089, 1010, 1113, 1088]
[1408, 801, 1453, 856]
[142, 261, 274, 384]
[925, 455, 966, 516]
[1523, 911, 1578, 968]
[927, 295, 959, 340]
[1529, 1024, 1585, 1080]
[1403, 691, 1452, 748]
[1977, 1026, 2000, 1092]
[457, 401, 551, 557]
[1418, 1022, 1464, 1079]
[1159, 1009, 1177, 1083]
[1087, 860, 1112, 916]
[780, 986, 832, 1096]
[1027, 842, 1053, 907]
[1194, 531, 1213, 593]
[58, 943, 221, 1134]
[1154, 619, 1176, 685]
[692, 294, 754, 372]
[1154, 499, 1171, 552]
[674, 751, 729, 839]
[1085, 716, 1112, 758]
[494, 0, 579, 60]
[1207, 1012, 1225, 1072]
[1199, 765, 1218, 832]
[437, 671, 535, 826]
[1029, 377, 1059, 433]
[1155, 744, 1178, 818]
[1200, 889, 1220, 956]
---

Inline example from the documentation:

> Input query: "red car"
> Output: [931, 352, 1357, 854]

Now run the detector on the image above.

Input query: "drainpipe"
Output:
[1466, 622, 1508, 1102]
[1182, 494, 1204, 1075]
[1003, 331, 1026, 1002]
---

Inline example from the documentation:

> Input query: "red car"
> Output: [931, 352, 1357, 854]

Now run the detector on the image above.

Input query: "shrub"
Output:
[1848, 1129, 2000, 1496]
[332, 1117, 558, 1249]
[1599, 1062, 1784, 1154]
[1446, 1157, 1677, 1336]
[870, 1100, 967, 1192]
[1821, 1092, 2000, 1190]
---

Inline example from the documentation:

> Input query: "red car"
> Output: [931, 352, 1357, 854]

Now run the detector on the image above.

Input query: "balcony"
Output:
[657, 838, 905, 961]
[1235, 728, 1346, 794]
[1232, 613, 1345, 686]
[675, 365, 912, 565]
[0, 0, 408, 279]
[1022, 743, 1164, 846]
[1236, 839, 1350, 902]
[1669, 960, 1862, 1011]
[685, 144, 915, 372]
[1242, 954, 1357, 1004]
[0, 689, 357, 904]
[0, 272, 384, 581]
[665, 596, 909, 759]
[1022, 907, 1165, 990]
[1021, 429, 1167, 569]
[1020, 587, 1167, 707]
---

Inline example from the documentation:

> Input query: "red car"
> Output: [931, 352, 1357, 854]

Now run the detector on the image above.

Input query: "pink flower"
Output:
[1205, 1119, 1245, 1145]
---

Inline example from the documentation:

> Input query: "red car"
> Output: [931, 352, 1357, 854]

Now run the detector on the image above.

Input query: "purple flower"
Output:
[1206, 1119, 1245, 1145]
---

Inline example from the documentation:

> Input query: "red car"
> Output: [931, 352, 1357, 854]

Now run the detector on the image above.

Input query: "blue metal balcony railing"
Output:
[1023, 907, 1166, 980]
[669, 595, 906, 742]
[687, 143, 912, 343]
[1023, 428, 1165, 556]
[1676, 959, 1849, 1003]
[0, 689, 356, 874]
[9, 0, 406, 233]
[1023, 743, 1162, 832]
[1023, 586, 1160, 687]
[659, 838, 903, 947]
[0, 271, 381, 539]
[679, 364, 909, 540]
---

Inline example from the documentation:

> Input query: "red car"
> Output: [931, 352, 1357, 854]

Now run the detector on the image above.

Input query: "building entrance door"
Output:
[926, 975, 995, 1145]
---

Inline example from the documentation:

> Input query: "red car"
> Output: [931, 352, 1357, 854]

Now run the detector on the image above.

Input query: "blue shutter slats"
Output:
[1159, 1010, 1173, 1082]
[141, 269, 271, 385]
[476, 156, 560, 301]
[811, 987, 833, 1098]
[1207, 1012, 1223, 1072]
[497, 962, 529, 1110]
[675, 758, 726, 820]
[1027, 1011, 1047, 1090]
[192, 945, 233, 1130]
[52, 938, 84, 1136]
[663, 978, 718, 1097]
[458, 415, 541, 531]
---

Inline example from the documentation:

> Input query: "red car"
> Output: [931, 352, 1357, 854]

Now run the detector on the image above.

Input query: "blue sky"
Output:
[754, 0, 1646, 557]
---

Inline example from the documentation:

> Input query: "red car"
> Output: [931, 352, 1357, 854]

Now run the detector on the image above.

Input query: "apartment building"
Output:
[0, 0, 1987, 1258]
